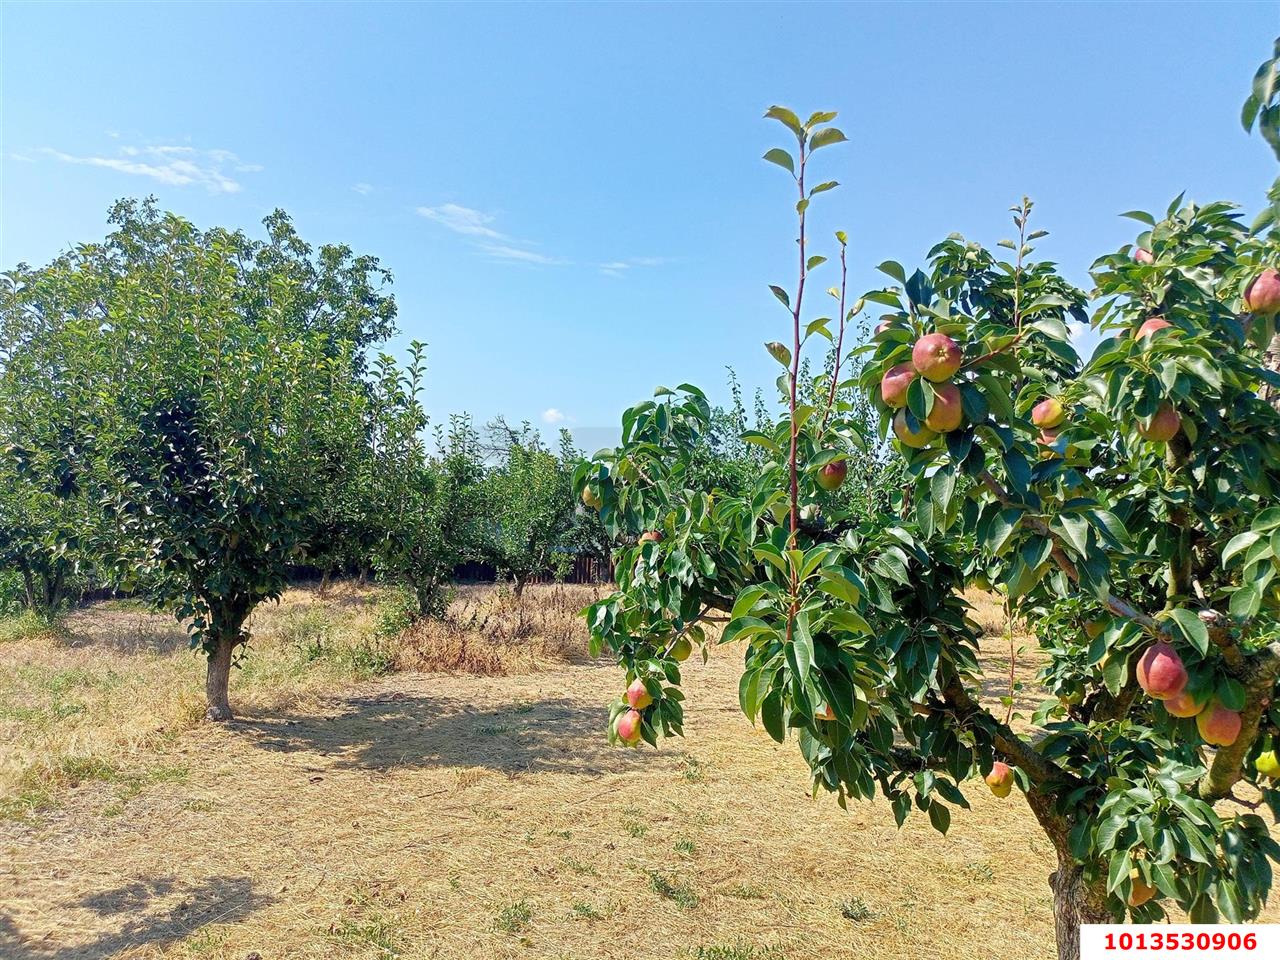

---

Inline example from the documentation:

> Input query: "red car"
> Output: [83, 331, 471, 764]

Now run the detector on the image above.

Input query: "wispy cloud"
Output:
[417, 202, 570, 266]
[416, 203, 507, 239]
[598, 256, 668, 278]
[542, 408, 567, 425]
[39, 144, 260, 194]
[479, 243, 567, 266]
[352, 182, 374, 195]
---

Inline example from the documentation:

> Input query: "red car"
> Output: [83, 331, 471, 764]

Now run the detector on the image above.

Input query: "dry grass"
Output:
[1, 586, 1276, 960]
[395, 583, 604, 674]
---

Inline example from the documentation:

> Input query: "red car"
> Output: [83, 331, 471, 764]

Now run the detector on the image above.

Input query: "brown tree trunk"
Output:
[1025, 789, 1111, 960]
[205, 633, 240, 721]
[1048, 857, 1111, 960]
[514, 576, 526, 599]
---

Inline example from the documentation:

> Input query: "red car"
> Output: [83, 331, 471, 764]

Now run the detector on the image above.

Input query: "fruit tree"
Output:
[578, 54, 1280, 960]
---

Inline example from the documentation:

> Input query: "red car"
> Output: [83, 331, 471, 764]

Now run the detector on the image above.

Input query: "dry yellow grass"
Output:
[395, 584, 604, 674]
[1, 585, 1276, 960]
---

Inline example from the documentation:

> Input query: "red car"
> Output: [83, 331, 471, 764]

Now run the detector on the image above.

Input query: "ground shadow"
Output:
[3, 875, 269, 960]
[234, 680, 670, 778]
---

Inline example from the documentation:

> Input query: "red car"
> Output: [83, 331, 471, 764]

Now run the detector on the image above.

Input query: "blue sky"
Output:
[3, 2, 1277, 450]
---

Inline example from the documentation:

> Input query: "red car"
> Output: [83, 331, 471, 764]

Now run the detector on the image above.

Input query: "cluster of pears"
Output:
[1136, 642, 1243, 747]
[879, 332, 964, 448]
[613, 639, 691, 748]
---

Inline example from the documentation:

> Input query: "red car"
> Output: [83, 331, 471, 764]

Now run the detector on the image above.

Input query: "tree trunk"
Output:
[205, 633, 239, 721]
[514, 575, 526, 599]
[1025, 789, 1111, 960]
[1048, 858, 1111, 960]
[319, 567, 332, 596]
[21, 567, 36, 611]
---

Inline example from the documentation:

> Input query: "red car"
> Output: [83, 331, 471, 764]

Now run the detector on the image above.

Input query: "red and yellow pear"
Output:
[1196, 702, 1242, 747]
[1136, 642, 1187, 700]
[1032, 397, 1066, 429]
[892, 410, 936, 449]
[1245, 267, 1280, 315]
[626, 678, 653, 710]
[1134, 248, 1155, 265]
[1162, 690, 1204, 718]
[880, 362, 916, 409]
[912, 333, 963, 382]
[816, 459, 848, 491]
[1136, 316, 1172, 339]
[923, 382, 963, 433]
[638, 530, 663, 545]
[985, 761, 1014, 798]
[1137, 403, 1181, 443]
[615, 709, 643, 746]
[816, 703, 836, 722]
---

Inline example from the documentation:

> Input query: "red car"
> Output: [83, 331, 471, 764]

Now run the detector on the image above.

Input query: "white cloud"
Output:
[352, 182, 374, 195]
[598, 256, 667, 277]
[416, 203, 506, 239]
[40, 144, 259, 194]
[542, 408, 566, 424]
[416, 202, 571, 267]
[479, 243, 567, 266]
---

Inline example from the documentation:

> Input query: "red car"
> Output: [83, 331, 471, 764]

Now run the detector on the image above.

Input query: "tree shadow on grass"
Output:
[234, 682, 671, 778]
[3, 875, 269, 960]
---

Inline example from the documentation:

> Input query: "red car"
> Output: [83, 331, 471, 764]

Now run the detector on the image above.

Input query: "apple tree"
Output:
[0, 265, 98, 615]
[366, 343, 485, 619]
[18, 203, 379, 720]
[580, 96, 1280, 960]
[482, 420, 576, 596]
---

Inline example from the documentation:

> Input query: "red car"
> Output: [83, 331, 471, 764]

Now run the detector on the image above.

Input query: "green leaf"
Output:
[808, 127, 848, 150]
[1103, 649, 1130, 697]
[763, 148, 796, 175]
[927, 801, 951, 835]
[1167, 608, 1209, 656]
[764, 106, 803, 137]
[1223, 531, 1262, 566]
[761, 690, 786, 743]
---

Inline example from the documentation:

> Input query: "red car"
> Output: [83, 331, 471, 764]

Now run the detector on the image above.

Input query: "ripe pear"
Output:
[1136, 316, 1172, 339]
[626, 678, 653, 710]
[1137, 403, 1181, 443]
[1136, 642, 1188, 700]
[923, 381, 963, 433]
[615, 708, 643, 746]
[1245, 267, 1280, 315]
[670, 636, 692, 662]
[1196, 702, 1242, 747]
[816, 459, 848, 491]
[893, 410, 936, 449]
[880, 362, 916, 409]
[984, 761, 1014, 798]
[912, 333, 963, 382]
[1032, 397, 1066, 429]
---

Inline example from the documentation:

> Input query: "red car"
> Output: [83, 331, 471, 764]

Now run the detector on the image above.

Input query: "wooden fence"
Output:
[453, 555, 613, 585]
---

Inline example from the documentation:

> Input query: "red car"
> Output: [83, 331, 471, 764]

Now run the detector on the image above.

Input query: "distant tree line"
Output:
[0, 199, 898, 719]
